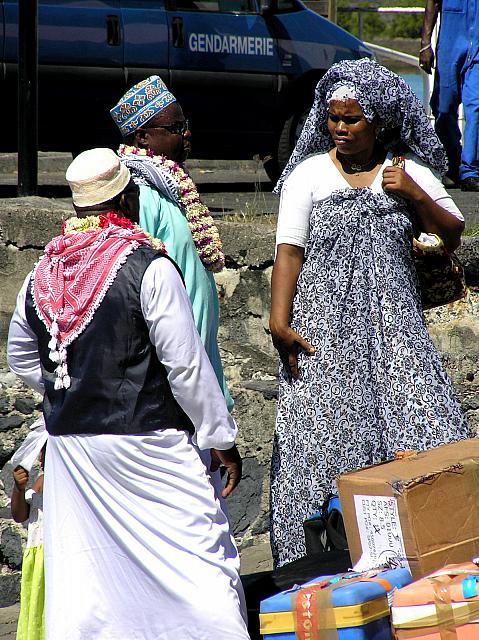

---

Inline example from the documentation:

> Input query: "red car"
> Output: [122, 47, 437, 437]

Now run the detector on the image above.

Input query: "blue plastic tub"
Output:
[260, 567, 412, 640]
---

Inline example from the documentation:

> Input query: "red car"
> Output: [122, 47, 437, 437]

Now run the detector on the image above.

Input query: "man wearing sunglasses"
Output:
[136, 113, 191, 165]
[111, 77, 233, 415]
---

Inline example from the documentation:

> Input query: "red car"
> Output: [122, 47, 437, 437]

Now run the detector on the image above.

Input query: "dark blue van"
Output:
[2, 0, 371, 174]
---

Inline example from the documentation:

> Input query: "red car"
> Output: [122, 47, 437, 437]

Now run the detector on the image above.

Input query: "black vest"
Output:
[25, 246, 193, 436]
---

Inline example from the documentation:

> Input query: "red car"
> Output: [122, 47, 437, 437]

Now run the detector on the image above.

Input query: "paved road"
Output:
[0, 604, 18, 639]
[0, 154, 279, 218]
[2, 153, 479, 226]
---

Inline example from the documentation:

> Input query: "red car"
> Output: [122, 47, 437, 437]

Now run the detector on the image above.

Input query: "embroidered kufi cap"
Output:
[66, 148, 131, 207]
[110, 75, 176, 137]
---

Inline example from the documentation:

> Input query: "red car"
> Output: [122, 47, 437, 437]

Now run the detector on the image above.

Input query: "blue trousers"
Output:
[431, 34, 479, 180]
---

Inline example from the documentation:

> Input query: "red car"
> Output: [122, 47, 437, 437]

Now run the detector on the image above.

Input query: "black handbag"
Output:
[303, 494, 348, 555]
[412, 236, 467, 309]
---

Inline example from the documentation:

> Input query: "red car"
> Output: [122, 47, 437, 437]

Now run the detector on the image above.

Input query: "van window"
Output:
[168, 0, 256, 12]
[276, 0, 298, 11]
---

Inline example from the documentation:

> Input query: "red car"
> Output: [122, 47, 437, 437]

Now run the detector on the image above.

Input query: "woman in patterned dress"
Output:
[269, 58, 472, 568]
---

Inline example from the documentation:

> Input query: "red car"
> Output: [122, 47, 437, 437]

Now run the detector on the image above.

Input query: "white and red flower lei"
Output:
[62, 211, 167, 254]
[118, 144, 225, 272]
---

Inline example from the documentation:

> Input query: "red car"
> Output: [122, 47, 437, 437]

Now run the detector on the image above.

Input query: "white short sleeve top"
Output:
[275, 151, 464, 249]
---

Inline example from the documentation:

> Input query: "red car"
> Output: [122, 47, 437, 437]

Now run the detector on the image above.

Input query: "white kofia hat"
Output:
[66, 148, 131, 207]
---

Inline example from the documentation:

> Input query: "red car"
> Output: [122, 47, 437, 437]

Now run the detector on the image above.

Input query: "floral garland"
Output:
[118, 144, 225, 272]
[62, 211, 167, 254]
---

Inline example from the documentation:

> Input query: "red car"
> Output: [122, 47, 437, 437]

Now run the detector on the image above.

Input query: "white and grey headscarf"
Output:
[119, 155, 179, 204]
[274, 58, 447, 193]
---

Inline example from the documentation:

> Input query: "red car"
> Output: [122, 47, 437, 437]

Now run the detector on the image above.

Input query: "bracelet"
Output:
[419, 43, 432, 53]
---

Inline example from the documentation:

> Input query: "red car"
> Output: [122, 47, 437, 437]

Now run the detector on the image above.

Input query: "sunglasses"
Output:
[143, 119, 189, 136]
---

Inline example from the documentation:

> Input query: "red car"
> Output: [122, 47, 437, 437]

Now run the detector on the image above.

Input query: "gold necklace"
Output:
[337, 151, 378, 173]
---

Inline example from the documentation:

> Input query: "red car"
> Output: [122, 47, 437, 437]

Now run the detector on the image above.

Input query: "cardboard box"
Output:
[337, 439, 479, 579]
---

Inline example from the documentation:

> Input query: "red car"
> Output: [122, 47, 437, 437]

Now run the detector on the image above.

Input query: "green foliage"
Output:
[377, 0, 423, 6]
[463, 225, 479, 237]
[388, 14, 422, 38]
[336, 0, 423, 40]
[337, 11, 357, 36]
[338, 9, 386, 40]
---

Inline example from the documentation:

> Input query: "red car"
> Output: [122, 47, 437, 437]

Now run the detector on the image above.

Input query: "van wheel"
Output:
[277, 106, 311, 171]
[264, 106, 311, 184]
[263, 157, 281, 184]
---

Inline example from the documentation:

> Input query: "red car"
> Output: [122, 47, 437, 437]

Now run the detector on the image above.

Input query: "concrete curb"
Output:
[0, 153, 268, 175]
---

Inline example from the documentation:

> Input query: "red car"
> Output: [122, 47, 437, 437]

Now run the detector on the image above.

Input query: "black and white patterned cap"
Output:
[274, 58, 447, 193]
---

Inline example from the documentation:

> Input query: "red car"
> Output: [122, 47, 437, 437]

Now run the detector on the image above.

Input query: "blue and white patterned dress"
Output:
[270, 172, 471, 567]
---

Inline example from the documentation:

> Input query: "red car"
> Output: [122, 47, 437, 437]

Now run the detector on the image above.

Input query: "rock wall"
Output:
[1, 198, 479, 603]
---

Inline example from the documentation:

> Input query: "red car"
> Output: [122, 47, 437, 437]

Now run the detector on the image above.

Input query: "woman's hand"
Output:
[382, 165, 464, 251]
[270, 323, 314, 379]
[382, 166, 424, 201]
[270, 243, 314, 379]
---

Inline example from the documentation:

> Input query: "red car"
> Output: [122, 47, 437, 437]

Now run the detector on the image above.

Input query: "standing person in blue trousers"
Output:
[420, 0, 479, 191]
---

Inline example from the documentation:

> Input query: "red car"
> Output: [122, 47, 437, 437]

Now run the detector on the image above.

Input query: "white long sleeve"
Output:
[7, 273, 44, 395]
[140, 257, 237, 451]
[8, 259, 237, 452]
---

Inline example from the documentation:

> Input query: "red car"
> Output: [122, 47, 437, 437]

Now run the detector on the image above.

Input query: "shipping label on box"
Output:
[337, 439, 479, 579]
[353, 495, 410, 573]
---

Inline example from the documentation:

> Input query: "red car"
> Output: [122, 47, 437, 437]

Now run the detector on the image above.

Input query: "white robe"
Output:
[8, 257, 250, 640]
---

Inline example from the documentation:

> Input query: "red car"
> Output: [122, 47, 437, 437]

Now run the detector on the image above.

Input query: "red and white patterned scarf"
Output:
[31, 221, 153, 389]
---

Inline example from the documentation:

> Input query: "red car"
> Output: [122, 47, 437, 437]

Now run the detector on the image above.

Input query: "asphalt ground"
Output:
[0, 153, 279, 219]
[0, 605, 18, 639]
[2, 153, 479, 226]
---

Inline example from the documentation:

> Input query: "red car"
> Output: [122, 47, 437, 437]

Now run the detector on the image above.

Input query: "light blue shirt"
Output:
[139, 184, 233, 410]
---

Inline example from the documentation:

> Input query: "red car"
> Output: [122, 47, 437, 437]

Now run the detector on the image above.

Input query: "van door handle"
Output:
[106, 15, 121, 46]
[172, 17, 185, 48]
